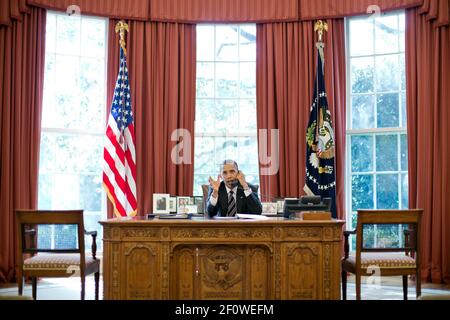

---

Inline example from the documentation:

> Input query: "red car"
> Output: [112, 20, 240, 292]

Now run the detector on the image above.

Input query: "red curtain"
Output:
[27, 0, 151, 20]
[107, 20, 196, 217]
[0, 7, 46, 282]
[406, 7, 450, 283]
[299, 0, 423, 20]
[256, 19, 346, 220]
[150, 0, 299, 23]
[2, 1, 437, 25]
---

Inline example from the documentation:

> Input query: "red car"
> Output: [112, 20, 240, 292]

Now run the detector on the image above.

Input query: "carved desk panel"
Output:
[100, 217, 344, 300]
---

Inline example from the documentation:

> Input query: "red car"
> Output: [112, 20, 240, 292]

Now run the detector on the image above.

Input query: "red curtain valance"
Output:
[299, 0, 424, 20]
[150, 0, 298, 23]
[0, 0, 29, 26]
[5, 0, 447, 26]
[26, 0, 151, 20]
[418, 0, 449, 27]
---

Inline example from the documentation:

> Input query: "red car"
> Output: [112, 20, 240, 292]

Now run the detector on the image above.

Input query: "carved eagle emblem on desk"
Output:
[202, 249, 242, 290]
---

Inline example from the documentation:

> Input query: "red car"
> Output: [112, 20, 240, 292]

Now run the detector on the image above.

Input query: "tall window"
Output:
[346, 12, 407, 249]
[38, 12, 107, 250]
[193, 25, 259, 196]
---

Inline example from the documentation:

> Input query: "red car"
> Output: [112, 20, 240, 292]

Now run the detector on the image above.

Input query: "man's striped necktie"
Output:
[227, 190, 237, 216]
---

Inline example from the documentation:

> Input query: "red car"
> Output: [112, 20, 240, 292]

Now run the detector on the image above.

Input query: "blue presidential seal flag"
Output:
[303, 23, 337, 218]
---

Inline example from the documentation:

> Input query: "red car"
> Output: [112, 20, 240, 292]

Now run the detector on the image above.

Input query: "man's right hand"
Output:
[208, 175, 221, 192]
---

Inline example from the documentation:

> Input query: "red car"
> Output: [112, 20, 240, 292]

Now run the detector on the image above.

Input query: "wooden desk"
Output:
[100, 217, 344, 300]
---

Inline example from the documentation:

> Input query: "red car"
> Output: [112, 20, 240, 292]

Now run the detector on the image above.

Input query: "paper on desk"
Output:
[236, 214, 271, 220]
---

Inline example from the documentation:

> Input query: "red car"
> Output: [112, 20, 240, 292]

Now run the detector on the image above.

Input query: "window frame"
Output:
[38, 11, 108, 250]
[194, 24, 259, 196]
[344, 11, 408, 250]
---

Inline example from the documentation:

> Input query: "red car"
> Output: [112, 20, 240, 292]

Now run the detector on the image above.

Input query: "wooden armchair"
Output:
[15, 210, 100, 300]
[341, 209, 423, 300]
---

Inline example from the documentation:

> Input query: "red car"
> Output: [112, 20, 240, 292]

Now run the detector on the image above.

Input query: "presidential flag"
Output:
[103, 46, 137, 217]
[303, 49, 337, 218]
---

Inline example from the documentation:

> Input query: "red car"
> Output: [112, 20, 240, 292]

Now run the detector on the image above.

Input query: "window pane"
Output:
[399, 14, 405, 52]
[362, 224, 375, 248]
[46, 14, 56, 53]
[236, 137, 258, 174]
[194, 25, 259, 196]
[400, 134, 408, 171]
[376, 134, 398, 171]
[376, 174, 399, 209]
[215, 26, 238, 61]
[38, 174, 53, 209]
[401, 173, 408, 209]
[56, 15, 81, 55]
[351, 135, 373, 172]
[215, 137, 238, 163]
[375, 224, 400, 248]
[347, 12, 406, 252]
[193, 174, 211, 197]
[238, 99, 257, 131]
[216, 62, 238, 98]
[79, 175, 102, 211]
[349, 19, 373, 56]
[40, 12, 106, 252]
[401, 91, 407, 128]
[352, 175, 374, 210]
[54, 225, 78, 249]
[376, 55, 399, 92]
[239, 25, 256, 61]
[195, 99, 215, 133]
[196, 62, 214, 98]
[239, 62, 256, 98]
[377, 93, 399, 128]
[39, 133, 56, 172]
[351, 95, 374, 129]
[81, 17, 105, 57]
[197, 26, 215, 61]
[400, 55, 406, 91]
[351, 57, 374, 94]
[215, 99, 238, 132]
[375, 15, 398, 54]
[194, 137, 215, 174]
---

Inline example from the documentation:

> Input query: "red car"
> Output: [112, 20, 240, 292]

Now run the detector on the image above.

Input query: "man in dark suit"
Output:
[206, 160, 262, 217]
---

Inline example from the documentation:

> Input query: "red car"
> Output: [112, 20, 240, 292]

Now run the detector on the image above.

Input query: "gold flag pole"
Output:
[115, 20, 129, 56]
[314, 20, 328, 66]
[115, 20, 129, 145]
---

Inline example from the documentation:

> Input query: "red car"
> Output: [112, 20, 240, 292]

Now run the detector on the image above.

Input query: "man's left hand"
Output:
[237, 170, 249, 189]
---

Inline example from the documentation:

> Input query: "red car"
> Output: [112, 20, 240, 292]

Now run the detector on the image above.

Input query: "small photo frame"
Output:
[276, 200, 285, 213]
[193, 196, 204, 214]
[180, 205, 198, 214]
[262, 202, 277, 216]
[177, 196, 192, 213]
[168, 197, 177, 213]
[153, 193, 170, 214]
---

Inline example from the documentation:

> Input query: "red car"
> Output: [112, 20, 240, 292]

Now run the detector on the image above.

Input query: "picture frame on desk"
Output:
[273, 197, 286, 213]
[176, 196, 192, 213]
[153, 193, 170, 214]
[168, 197, 177, 213]
[193, 196, 204, 214]
[262, 202, 277, 216]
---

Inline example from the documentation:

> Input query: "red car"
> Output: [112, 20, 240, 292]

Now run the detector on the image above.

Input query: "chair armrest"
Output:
[84, 230, 97, 259]
[343, 230, 356, 259]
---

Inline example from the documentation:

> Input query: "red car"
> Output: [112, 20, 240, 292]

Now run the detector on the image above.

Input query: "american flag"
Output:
[103, 47, 137, 217]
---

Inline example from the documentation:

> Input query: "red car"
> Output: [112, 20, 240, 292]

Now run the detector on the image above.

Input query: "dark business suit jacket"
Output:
[206, 181, 262, 217]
